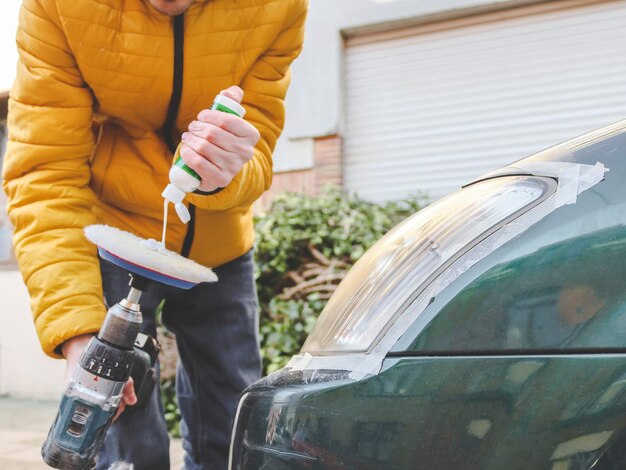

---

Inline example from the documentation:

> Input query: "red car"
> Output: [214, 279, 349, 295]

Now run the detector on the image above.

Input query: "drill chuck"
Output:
[99, 297, 142, 350]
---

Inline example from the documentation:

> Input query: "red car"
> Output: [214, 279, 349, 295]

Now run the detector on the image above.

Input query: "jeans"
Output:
[96, 250, 261, 470]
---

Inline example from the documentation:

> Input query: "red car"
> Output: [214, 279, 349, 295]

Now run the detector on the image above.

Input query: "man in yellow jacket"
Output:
[2, 0, 307, 468]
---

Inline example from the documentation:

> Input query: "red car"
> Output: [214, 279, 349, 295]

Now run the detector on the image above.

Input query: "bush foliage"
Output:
[255, 187, 423, 374]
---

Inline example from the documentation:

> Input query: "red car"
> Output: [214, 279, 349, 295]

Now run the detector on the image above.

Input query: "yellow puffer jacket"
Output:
[2, 0, 307, 357]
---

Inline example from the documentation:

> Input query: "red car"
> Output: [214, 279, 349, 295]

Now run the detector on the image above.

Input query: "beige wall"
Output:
[0, 270, 64, 399]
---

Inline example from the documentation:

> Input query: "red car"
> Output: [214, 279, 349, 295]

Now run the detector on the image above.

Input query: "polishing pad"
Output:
[85, 224, 218, 289]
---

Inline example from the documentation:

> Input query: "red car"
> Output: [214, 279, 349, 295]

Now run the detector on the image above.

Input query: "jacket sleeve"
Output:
[2, 0, 106, 358]
[187, 0, 308, 210]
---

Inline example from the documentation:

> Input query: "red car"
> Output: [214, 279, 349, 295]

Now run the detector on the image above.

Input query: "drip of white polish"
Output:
[161, 199, 169, 248]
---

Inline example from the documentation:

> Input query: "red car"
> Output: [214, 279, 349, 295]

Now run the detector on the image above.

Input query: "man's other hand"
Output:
[180, 85, 261, 192]
[62, 334, 137, 421]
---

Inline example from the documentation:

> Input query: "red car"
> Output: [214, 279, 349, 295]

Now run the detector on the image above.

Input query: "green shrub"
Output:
[255, 187, 424, 374]
[160, 186, 424, 432]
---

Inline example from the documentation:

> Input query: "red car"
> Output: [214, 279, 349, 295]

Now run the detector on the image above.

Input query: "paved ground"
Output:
[0, 397, 184, 469]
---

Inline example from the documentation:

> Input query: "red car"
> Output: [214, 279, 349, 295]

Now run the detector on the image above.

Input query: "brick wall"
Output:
[313, 135, 342, 193]
[256, 168, 316, 212]
[256, 135, 343, 212]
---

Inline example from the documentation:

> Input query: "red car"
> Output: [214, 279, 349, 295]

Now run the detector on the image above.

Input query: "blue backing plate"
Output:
[98, 247, 197, 290]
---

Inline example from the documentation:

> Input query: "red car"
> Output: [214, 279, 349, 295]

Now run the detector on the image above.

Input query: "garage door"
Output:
[344, 1, 626, 202]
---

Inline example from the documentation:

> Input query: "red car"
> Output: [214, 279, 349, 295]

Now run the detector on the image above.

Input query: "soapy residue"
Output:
[140, 237, 167, 253]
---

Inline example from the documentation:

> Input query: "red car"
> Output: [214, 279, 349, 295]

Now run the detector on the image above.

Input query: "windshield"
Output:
[412, 225, 626, 353]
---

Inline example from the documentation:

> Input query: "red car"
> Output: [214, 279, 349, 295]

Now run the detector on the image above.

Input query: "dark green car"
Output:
[230, 121, 626, 470]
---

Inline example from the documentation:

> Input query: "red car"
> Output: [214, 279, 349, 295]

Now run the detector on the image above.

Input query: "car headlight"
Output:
[302, 176, 555, 354]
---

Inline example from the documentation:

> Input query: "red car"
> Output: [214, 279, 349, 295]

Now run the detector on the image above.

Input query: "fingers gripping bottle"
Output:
[161, 94, 246, 225]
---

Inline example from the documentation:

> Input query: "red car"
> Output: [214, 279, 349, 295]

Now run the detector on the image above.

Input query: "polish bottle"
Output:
[161, 94, 246, 224]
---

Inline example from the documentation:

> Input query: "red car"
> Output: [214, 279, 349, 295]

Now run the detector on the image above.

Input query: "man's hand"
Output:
[62, 334, 137, 421]
[180, 86, 261, 192]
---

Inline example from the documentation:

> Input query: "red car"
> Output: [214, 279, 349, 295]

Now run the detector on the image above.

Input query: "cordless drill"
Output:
[42, 274, 159, 470]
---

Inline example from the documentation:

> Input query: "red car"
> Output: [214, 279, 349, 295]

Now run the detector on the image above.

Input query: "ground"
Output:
[0, 397, 184, 469]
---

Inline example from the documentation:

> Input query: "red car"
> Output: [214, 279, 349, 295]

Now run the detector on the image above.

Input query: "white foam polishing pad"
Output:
[85, 225, 217, 288]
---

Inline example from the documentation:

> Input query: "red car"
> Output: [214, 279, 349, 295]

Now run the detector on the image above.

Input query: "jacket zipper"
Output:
[161, 13, 196, 258]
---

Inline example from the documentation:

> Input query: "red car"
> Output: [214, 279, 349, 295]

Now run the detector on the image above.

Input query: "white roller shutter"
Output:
[344, 1, 626, 202]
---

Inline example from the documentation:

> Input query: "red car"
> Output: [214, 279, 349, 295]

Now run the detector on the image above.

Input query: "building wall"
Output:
[313, 136, 343, 194]
[271, 0, 546, 199]
[0, 1, 20, 92]
[257, 135, 343, 210]
[0, 270, 65, 399]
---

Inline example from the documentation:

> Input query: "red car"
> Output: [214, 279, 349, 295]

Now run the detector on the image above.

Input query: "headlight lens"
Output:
[302, 176, 554, 354]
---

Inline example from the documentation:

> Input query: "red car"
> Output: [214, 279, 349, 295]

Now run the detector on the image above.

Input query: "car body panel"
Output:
[231, 122, 626, 469]
[402, 224, 626, 354]
[232, 356, 626, 469]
